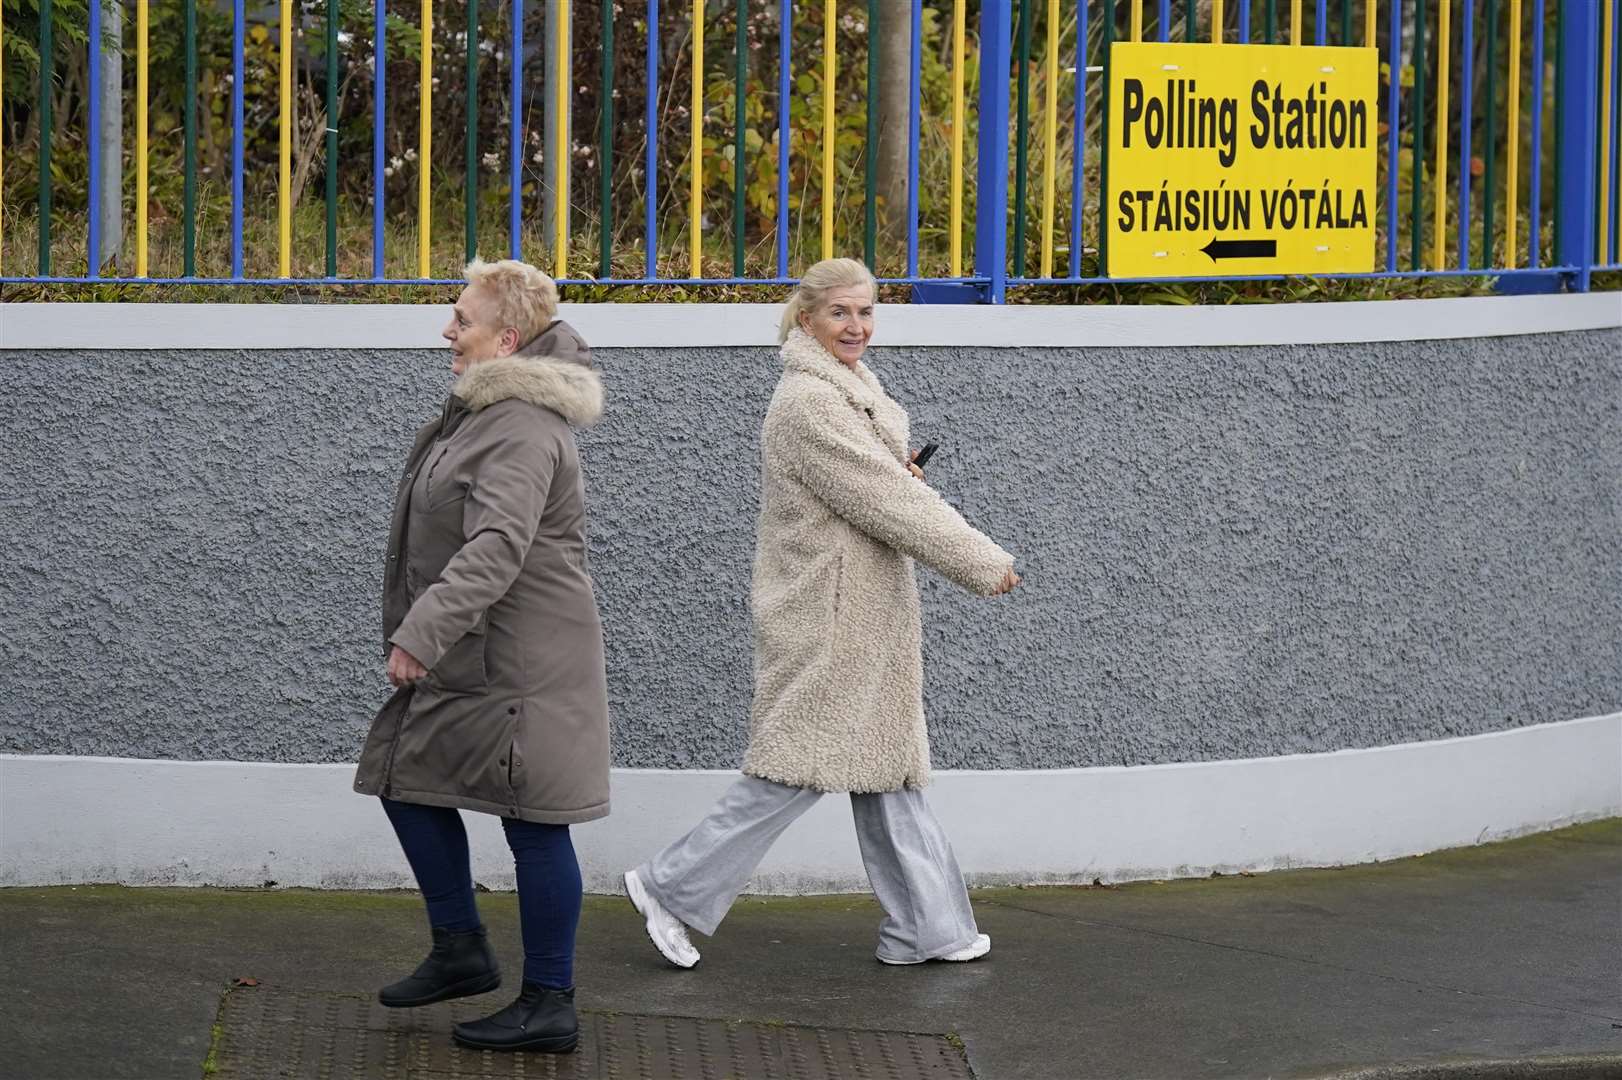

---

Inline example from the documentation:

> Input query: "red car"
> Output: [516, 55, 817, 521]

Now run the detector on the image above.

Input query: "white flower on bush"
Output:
[482, 152, 501, 170]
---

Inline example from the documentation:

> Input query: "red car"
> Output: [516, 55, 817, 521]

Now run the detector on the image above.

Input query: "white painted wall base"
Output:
[3, 293, 1618, 351]
[2, 714, 1617, 893]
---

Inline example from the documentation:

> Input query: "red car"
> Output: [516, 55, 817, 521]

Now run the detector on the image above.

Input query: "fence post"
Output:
[974, 0, 1013, 302]
[1554, 0, 1599, 290]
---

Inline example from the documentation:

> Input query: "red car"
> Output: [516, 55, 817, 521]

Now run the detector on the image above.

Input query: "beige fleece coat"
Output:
[741, 328, 1015, 793]
[354, 331, 610, 823]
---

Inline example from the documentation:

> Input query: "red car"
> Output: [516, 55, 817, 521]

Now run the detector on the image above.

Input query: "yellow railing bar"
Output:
[557, 0, 571, 278]
[137, 0, 150, 277]
[822, 0, 836, 261]
[1290, 0, 1301, 45]
[1505, 0, 1521, 264]
[1365, 0, 1377, 47]
[1432, 0, 1451, 269]
[1041, 0, 1059, 276]
[950, 0, 965, 277]
[691, 0, 704, 277]
[1130, 0, 1142, 42]
[279, 0, 293, 278]
[1212, 0, 1224, 44]
[419, 0, 433, 278]
[1599, 0, 1613, 262]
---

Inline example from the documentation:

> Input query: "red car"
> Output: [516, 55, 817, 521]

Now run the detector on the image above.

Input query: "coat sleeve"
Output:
[767, 380, 1015, 596]
[390, 405, 558, 669]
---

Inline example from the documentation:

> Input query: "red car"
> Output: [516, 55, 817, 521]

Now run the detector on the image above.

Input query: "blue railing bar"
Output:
[87, 0, 102, 277]
[646, 0, 661, 278]
[3, 275, 999, 287]
[232, 0, 247, 278]
[1316, 0, 1326, 44]
[1602, 0, 1615, 262]
[10, 267, 1583, 287]
[1003, 266, 1584, 285]
[1159, 0, 1171, 42]
[1070, 0, 1089, 279]
[778, 0, 792, 278]
[1529, 0, 1545, 267]
[1554, 0, 1599, 290]
[1239, 0, 1251, 43]
[974, 0, 1013, 302]
[906, 0, 922, 279]
[1384, 0, 1401, 273]
[374, 0, 387, 276]
[1459, 0, 1475, 268]
[510, 0, 523, 260]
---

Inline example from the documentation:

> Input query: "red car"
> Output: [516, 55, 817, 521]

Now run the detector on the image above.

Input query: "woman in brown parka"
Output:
[353, 258, 609, 1055]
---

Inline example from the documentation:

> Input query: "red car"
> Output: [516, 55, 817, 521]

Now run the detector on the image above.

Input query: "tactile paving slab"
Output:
[207, 986, 976, 1079]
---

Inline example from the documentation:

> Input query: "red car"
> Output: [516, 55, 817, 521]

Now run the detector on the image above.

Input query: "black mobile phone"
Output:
[912, 443, 940, 469]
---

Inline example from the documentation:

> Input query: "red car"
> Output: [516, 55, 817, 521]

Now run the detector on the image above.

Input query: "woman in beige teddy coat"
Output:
[625, 257, 1020, 969]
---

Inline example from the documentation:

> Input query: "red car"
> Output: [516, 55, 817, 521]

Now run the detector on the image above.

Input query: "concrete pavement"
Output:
[2, 820, 1618, 1079]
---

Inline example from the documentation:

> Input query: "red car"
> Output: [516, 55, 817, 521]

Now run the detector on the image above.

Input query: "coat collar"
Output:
[449, 353, 605, 426]
[780, 326, 885, 407]
[780, 327, 906, 460]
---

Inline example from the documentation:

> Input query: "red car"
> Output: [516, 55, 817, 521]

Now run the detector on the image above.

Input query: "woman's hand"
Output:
[908, 449, 927, 482]
[992, 568, 1021, 596]
[387, 645, 428, 687]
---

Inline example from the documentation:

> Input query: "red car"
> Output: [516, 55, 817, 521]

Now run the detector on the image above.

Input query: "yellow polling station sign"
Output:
[1106, 42, 1378, 278]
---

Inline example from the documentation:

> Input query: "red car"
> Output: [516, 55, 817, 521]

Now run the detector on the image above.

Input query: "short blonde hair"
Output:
[463, 258, 560, 344]
[778, 258, 878, 344]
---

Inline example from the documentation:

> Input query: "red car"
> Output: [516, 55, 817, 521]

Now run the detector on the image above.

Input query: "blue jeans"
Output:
[381, 798, 582, 989]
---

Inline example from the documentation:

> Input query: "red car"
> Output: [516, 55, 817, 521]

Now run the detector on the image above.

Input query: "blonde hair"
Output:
[778, 257, 878, 344]
[463, 258, 560, 344]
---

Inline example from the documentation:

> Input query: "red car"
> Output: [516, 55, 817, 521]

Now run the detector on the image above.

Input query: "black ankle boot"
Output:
[451, 983, 578, 1053]
[378, 925, 501, 1008]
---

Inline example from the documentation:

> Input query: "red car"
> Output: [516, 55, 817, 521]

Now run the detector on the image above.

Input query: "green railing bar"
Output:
[1411, 0, 1429, 270]
[602, 0, 615, 277]
[1013, 0, 1032, 277]
[1100, 0, 1115, 273]
[38, 0, 53, 275]
[1340, 0, 1351, 43]
[466, 0, 479, 264]
[863, 0, 879, 269]
[325, 0, 338, 276]
[1187, 0, 1196, 41]
[1265, 0, 1276, 43]
[185, 0, 198, 276]
[1482, 0, 1499, 262]
[1551, 0, 1563, 256]
[738, 0, 750, 276]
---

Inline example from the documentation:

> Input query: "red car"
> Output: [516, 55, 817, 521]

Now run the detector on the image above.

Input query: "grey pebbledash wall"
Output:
[1, 329, 1618, 769]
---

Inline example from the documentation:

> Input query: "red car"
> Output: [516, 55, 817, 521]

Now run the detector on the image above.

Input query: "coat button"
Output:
[387, 555, 397, 562]
[507, 707, 517, 715]
[499, 758, 507, 767]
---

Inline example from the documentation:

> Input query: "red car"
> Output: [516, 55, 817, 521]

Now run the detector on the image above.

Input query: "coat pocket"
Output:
[430, 614, 489, 694]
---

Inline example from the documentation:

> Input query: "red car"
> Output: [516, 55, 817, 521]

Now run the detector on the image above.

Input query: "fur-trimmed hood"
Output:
[450, 352, 604, 426]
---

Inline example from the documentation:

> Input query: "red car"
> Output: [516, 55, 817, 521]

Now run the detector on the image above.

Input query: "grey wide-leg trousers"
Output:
[635, 775, 980, 964]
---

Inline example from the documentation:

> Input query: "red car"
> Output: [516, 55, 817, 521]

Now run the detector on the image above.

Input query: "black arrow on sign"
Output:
[1200, 237, 1278, 261]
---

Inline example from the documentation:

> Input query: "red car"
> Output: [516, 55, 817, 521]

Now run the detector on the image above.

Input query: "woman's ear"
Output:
[499, 328, 520, 357]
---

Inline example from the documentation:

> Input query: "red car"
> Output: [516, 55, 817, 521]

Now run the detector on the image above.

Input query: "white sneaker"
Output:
[624, 869, 700, 969]
[877, 933, 991, 965]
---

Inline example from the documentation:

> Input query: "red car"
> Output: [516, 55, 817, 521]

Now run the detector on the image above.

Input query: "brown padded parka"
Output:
[354, 324, 610, 824]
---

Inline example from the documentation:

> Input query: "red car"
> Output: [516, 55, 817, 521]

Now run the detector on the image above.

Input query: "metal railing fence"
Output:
[0, 0, 1617, 296]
